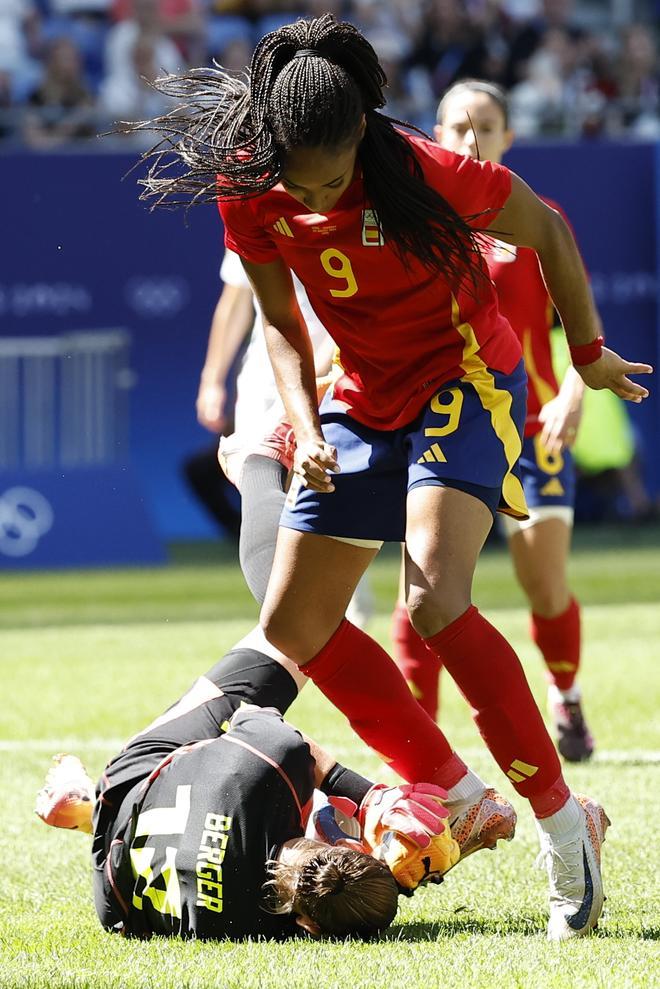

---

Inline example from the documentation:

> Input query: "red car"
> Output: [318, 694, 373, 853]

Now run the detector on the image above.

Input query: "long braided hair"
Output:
[132, 14, 488, 288]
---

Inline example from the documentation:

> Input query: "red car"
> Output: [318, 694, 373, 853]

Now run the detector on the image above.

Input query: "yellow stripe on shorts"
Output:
[451, 296, 528, 520]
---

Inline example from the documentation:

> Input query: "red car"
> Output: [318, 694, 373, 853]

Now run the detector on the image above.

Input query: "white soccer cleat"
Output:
[35, 753, 95, 834]
[536, 795, 610, 940]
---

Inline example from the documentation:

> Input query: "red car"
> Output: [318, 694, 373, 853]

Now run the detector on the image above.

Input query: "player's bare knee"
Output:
[261, 613, 294, 658]
[259, 612, 313, 666]
[522, 576, 569, 617]
[406, 588, 468, 638]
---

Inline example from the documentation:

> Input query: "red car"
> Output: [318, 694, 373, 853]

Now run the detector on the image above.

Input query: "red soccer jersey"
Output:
[484, 198, 569, 438]
[219, 134, 522, 430]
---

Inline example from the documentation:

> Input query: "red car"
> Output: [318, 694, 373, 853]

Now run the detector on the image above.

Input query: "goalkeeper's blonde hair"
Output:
[264, 841, 398, 937]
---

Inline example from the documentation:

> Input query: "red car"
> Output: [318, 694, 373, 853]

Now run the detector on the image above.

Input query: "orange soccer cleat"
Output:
[447, 787, 517, 861]
[35, 753, 95, 834]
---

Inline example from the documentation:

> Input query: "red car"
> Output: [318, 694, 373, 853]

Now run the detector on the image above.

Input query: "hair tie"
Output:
[294, 49, 318, 58]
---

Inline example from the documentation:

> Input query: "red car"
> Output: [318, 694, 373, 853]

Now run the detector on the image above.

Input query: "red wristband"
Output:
[569, 336, 604, 366]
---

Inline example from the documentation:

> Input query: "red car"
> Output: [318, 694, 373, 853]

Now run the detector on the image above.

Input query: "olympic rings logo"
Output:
[124, 277, 189, 317]
[0, 487, 54, 558]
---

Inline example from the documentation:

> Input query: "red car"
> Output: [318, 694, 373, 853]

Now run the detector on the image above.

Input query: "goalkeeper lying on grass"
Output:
[36, 642, 459, 940]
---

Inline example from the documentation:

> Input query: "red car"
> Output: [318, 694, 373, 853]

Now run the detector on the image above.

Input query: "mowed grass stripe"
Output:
[1, 526, 659, 630]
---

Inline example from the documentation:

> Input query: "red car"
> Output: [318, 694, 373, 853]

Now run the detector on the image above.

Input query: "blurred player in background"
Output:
[209, 247, 334, 603]
[36, 644, 459, 940]
[180, 255, 257, 543]
[392, 79, 596, 762]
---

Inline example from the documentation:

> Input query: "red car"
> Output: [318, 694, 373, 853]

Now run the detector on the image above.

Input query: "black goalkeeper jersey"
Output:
[91, 652, 312, 941]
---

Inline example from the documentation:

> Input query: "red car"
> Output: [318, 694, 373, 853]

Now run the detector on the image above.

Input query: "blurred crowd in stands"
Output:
[1, 0, 658, 148]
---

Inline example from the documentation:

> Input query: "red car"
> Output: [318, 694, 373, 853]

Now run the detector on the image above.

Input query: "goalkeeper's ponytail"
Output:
[264, 841, 398, 937]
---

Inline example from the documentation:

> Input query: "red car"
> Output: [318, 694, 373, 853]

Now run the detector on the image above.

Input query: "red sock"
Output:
[425, 606, 569, 817]
[303, 619, 467, 788]
[391, 603, 442, 719]
[530, 597, 581, 692]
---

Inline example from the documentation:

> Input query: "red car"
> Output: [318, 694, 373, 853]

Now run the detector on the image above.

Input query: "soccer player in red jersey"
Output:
[131, 15, 652, 938]
[392, 79, 597, 761]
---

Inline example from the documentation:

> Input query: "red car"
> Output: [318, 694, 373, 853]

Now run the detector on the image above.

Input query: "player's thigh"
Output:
[404, 484, 492, 627]
[403, 362, 526, 621]
[406, 361, 528, 526]
[504, 432, 575, 603]
[508, 516, 572, 608]
[261, 527, 378, 662]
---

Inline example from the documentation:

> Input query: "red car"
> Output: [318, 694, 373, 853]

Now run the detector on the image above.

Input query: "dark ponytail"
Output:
[264, 842, 398, 938]
[132, 13, 488, 289]
[358, 109, 485, 283]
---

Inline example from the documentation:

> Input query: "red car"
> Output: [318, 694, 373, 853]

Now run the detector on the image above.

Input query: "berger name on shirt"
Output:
[196, 812, 232, 913]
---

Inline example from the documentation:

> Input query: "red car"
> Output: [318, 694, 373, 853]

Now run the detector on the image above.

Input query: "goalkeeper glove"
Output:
[358, 783, 460, 889]
[307, 795, 367, 853]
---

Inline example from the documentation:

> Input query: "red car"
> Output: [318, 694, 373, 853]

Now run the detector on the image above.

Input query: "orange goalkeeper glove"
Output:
[358, 783, 460, 889]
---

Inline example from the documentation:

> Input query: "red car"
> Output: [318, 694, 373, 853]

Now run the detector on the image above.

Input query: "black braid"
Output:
[130, 14, 490, 289]
[358, 110, 487, 282]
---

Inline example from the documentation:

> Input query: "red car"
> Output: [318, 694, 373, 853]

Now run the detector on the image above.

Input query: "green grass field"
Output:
[1, 528, 659, 989]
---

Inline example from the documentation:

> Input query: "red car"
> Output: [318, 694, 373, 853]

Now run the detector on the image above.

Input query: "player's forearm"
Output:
[298, 734, 374, 800]
[559, 364, 586, 406]
[301, 735, 339, 788]
[493, 176, 600, 349]
[535, 214, 601, 348]
[264, 317, 324, 443]
[200, 285, 254, 385]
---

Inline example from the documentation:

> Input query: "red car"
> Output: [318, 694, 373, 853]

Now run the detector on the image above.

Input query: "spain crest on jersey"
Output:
[361, 209, 385, 247]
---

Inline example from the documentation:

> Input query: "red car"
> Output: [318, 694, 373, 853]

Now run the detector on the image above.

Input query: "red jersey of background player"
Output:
[219, 135, 522, 431]
[484, 198, 573, 439]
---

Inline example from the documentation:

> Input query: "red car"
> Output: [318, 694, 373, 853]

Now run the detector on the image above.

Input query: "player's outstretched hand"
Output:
[358, 783, 460, 889]
[293, 439, 339, 493]
[576, 347, 652, 403]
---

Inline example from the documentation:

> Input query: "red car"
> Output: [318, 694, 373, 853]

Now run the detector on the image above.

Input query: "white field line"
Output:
[1, 739, 659, 764]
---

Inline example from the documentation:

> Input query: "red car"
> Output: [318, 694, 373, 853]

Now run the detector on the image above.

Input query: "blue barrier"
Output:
[0, 142, 657, 560]
[0, 329, 165, 567]
[0, 468, 165, 567]
[1, 151, 222, 554]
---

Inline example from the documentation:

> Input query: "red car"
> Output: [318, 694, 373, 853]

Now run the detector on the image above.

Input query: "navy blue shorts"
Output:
[519, 433, 576, 509]
[280, 359, 529, 543]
